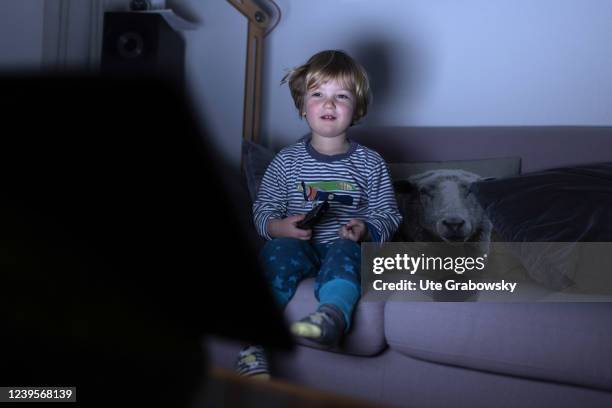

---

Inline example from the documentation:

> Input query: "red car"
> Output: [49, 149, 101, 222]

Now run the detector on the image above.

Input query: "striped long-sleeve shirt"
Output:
[253, 138, 402, 244]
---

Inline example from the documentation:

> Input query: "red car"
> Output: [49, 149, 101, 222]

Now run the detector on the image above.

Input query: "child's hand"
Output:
[338, 219, 367, 242]
[267, 215, 312, 240]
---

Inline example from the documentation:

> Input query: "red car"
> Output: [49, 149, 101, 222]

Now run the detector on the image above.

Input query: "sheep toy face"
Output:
[395, 169, 492, 245]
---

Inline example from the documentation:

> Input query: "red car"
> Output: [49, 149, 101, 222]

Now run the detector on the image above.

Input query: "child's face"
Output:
[304, 78, 355, 140]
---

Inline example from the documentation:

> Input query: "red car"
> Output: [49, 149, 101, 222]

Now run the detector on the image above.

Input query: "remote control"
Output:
[295, 201, 329, 229]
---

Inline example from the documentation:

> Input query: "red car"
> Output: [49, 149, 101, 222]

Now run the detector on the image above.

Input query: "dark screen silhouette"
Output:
[0, 74, 291, 407]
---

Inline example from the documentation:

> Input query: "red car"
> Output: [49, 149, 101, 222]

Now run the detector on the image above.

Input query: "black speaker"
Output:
[101, 12, 185, 86]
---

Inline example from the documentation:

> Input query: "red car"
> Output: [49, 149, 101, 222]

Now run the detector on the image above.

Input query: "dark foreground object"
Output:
[0, 74, 290, 407]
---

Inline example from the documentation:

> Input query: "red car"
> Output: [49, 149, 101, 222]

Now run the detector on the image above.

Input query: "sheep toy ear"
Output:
[393, 179, 415, 194]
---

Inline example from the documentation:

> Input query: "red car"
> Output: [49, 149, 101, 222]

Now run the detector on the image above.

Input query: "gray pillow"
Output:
[471, 162, 612, 290]
[242, 140, 277, 202]
[388, 157, 521, 180]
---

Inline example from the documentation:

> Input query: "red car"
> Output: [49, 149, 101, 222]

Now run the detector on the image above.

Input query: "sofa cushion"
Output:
[242, 140, 276, 202]
[385, 301, 612, 391]
[471, 162, 612, 289]
[285, 279, 386, 356]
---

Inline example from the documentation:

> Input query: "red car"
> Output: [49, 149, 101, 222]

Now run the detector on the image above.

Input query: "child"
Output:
[236, 50, 402, 379]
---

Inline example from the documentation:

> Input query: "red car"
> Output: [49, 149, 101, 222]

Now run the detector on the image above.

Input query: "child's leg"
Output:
[260, 237, 320, 308]
[314, 238, 361, 331]
[237, 238, 319, 377]
[290, 239, 361, 346]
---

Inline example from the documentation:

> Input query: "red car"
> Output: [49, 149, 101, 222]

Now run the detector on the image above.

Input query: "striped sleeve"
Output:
[252, 152, 288, 240]
[365, 153, 402, 242]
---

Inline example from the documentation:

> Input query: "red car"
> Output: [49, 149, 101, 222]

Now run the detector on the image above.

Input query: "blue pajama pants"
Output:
[260, 238, 361, 330]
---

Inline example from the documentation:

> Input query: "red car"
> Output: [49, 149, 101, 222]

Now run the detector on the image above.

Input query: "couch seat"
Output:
[385, 301, 612, 391]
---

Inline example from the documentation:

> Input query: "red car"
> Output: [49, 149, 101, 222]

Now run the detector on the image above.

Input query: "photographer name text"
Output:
[372, 279, 517, 293]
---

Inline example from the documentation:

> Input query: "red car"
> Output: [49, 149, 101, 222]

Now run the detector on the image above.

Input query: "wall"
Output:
[3, 1, 611, 164]
[260, 0, 612, 149]
[1, 0, 106, 72]
[0, 0, 45, 72]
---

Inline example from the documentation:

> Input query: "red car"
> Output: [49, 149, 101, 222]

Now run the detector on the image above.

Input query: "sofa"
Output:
[207, 126, 612, 407]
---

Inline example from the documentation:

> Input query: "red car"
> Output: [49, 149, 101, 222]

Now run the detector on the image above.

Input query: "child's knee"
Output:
[262, 237, 309, 255]
[329, 238, 361, 257]
[272, 237, 305, 246]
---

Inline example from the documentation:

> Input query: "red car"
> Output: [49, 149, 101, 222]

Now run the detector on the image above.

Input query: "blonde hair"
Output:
[281, 50, 370, 124]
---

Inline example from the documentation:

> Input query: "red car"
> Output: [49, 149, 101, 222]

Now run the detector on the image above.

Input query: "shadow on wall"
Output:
[351, 32, 427, 126]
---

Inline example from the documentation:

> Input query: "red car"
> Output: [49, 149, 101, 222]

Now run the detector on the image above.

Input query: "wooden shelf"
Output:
[199, 366, 386, 407]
